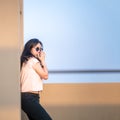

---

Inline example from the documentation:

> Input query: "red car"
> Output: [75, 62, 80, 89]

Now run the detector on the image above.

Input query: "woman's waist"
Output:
[21, 91, 41, 94]
[30, 91, 40, 94]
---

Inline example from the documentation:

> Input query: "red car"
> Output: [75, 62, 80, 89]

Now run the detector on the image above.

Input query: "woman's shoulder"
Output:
[29, 57, 40, 64]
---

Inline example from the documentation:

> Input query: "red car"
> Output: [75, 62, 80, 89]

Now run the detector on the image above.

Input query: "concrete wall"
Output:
[41, 83, 120, 120]
[0, 0, 22, 119]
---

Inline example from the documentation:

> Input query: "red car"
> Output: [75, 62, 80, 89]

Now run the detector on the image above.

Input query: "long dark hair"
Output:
[20, 38, 43, 68]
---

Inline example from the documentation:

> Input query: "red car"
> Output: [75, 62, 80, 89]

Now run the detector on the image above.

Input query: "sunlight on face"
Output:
[31, 43, 42, 57]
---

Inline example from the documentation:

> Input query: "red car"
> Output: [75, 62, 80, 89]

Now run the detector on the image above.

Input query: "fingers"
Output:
[38, 51, 45, 61]
[40, 51, 45, 57]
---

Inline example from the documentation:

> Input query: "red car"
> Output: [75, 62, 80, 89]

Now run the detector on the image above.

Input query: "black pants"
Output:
[21, 93, 52, 120]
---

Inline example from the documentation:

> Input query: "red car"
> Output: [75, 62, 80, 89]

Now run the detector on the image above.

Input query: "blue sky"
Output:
[24, 0, 120, 83]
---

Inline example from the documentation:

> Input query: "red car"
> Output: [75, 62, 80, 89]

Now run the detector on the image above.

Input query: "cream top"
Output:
[20, 57, 43, 92]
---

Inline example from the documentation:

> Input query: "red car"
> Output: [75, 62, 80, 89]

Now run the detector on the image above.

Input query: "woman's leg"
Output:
[21, 93, 52, 120]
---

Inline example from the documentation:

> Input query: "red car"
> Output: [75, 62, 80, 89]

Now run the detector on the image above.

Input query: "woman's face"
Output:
[31, 43, 43, 57]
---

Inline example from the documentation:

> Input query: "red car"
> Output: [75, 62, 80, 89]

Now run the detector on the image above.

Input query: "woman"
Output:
[20, 38, 52, 120]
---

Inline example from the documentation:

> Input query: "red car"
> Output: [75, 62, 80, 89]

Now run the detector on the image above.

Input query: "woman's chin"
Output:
[35, 53, 40, 58]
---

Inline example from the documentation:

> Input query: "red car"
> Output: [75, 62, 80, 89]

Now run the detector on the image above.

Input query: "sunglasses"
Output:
[35, 47, 43, 52]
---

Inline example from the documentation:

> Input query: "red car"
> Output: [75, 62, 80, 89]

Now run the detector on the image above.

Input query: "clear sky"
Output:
[24, 0, 120, 83]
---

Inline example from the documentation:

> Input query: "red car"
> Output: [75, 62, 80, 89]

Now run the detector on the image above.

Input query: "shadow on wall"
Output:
[21, 104, 120, 120]
[0, 48, 20, 107]
[21, 110, 29, 120]
[0, 48, 21, 120]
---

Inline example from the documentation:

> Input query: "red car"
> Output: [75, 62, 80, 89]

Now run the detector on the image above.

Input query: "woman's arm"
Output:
[33, 52, 48, 80]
